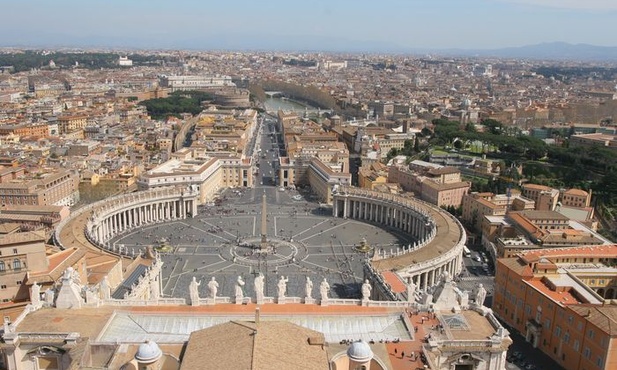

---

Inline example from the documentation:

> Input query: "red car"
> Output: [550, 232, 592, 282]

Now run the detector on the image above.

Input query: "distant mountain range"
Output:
[3, 34, 617, 61]
[427, 42, 617, 61]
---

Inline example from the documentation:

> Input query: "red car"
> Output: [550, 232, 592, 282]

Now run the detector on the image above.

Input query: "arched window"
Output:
[0, 261, 5, 272]
[13, 259, 21, 270]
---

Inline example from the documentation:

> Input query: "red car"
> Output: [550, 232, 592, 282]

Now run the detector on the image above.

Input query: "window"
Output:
[583, 347, 591, 359]
[596, 356, 604, 367]
[588, 329, 595, 339]
[555, 326, 561, 338]
[564, 332, 570, 343]
[574, 340, 580, 351]
[12, 259, 21, 270]
[0, 261, 4, 272]
[12, 248, 17, 255]
[0, 285, 5, 289]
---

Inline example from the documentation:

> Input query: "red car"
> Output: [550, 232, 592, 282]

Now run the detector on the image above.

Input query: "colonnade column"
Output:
[192, 199, 197, 217]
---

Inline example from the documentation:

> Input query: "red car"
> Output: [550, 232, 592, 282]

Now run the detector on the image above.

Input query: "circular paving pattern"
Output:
[109, 187, 416, 300]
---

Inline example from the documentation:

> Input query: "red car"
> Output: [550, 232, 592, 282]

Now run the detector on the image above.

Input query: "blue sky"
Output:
[2, 0, 616, 50]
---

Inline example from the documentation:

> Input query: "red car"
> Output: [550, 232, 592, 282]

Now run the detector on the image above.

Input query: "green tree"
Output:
[482, 119, 504, 135]
[385, 148, 399, 163]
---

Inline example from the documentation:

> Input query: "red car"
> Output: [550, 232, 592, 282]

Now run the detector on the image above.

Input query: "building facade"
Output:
[493, 245, 617, 370]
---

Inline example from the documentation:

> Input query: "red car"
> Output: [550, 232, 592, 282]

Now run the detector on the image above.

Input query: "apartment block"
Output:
[461, 191, 533, 233]
[0, 169, 80, 207]
[388, 160, 470, 208]
[0, 232, 48, 303]
[307, 158, 351, 204]
[522, 183, 559, 211]
[493, 245, 617, 370]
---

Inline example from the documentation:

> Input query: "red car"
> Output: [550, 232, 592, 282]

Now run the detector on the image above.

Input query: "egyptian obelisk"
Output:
[260, 192, 268, 249]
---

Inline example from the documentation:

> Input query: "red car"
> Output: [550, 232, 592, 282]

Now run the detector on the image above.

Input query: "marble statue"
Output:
[100, 276, 111, 300]
[320, 278, 330, 300]
[207, 277, 219, 299]
[277, 276, 288, 298]
[149, 276, 160, 300]
[361, 279, 372, 300]
[475, 283, 487, 306]
[189, 277, 201, 306]
[56, 267, 84, 309]
[441, 270, 452, 283]
[254, 273, 265, 301]
[63, 267, 73, 281]
[31, 282, 41, 306]
[305, 276, 313, 299]
[407, 278, 416, 302]
[235, 276, 245, 302]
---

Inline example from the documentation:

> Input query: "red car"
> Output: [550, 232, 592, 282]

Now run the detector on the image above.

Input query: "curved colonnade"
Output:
[56, 185, 465, 303]
[54, 187, 199, 256]
[333, 187, 466, 294]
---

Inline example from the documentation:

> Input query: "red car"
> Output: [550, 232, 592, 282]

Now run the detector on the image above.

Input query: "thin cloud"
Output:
[499, 0, 617, 11]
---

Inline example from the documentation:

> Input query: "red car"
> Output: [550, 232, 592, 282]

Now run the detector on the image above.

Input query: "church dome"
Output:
[135, 340, 162, 364]
[347, 341, 373, 362]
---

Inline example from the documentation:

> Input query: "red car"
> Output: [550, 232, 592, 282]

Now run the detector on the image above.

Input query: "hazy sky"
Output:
[2, 0, 616, 50]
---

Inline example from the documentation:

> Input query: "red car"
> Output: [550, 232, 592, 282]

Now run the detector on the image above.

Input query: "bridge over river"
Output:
[263, 95, 333, 115]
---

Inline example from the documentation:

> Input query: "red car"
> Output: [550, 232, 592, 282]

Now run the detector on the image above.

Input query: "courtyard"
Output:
[110, 186, 414, 300]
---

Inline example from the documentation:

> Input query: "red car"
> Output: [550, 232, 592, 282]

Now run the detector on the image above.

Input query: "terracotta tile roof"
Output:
[180, 320, 330, 370]
[519, 245, 617, 264]
[526, 278, 581, 305]
[29, 247, 86, 284]
[497, 257, 533, 278]
[523, 184, 552, 191]
[521, 210, 570, 221]
[507, 212, 544, 239]
[563, 188, 589, 197]
[0, 230, 46, 245]
[568, 305, 617, 336]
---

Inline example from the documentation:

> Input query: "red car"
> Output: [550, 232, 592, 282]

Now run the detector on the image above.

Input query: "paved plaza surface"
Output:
[110, 186, 415, 300]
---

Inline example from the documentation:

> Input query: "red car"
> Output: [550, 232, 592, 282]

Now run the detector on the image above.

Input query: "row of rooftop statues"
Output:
[176, 269, 487, 307]
[30, 267, 487, 309]
[189, 274, 338, 305]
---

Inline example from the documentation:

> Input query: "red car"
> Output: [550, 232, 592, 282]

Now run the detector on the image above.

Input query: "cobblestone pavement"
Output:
[110, 186, 415, 300]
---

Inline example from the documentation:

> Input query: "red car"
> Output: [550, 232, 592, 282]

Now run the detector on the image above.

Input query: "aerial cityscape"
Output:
[0, 2, 617, 370]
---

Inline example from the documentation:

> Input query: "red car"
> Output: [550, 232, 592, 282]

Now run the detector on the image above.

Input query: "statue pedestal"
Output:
[277, 297, 287, 305]
[235, 295, 243, 305]
[320, 299, 329, 306]
[304, 297, 315, 305]
[256, 296, 264, 305]
[205, 298, 216, 306]
[361, 299, 370, 307]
